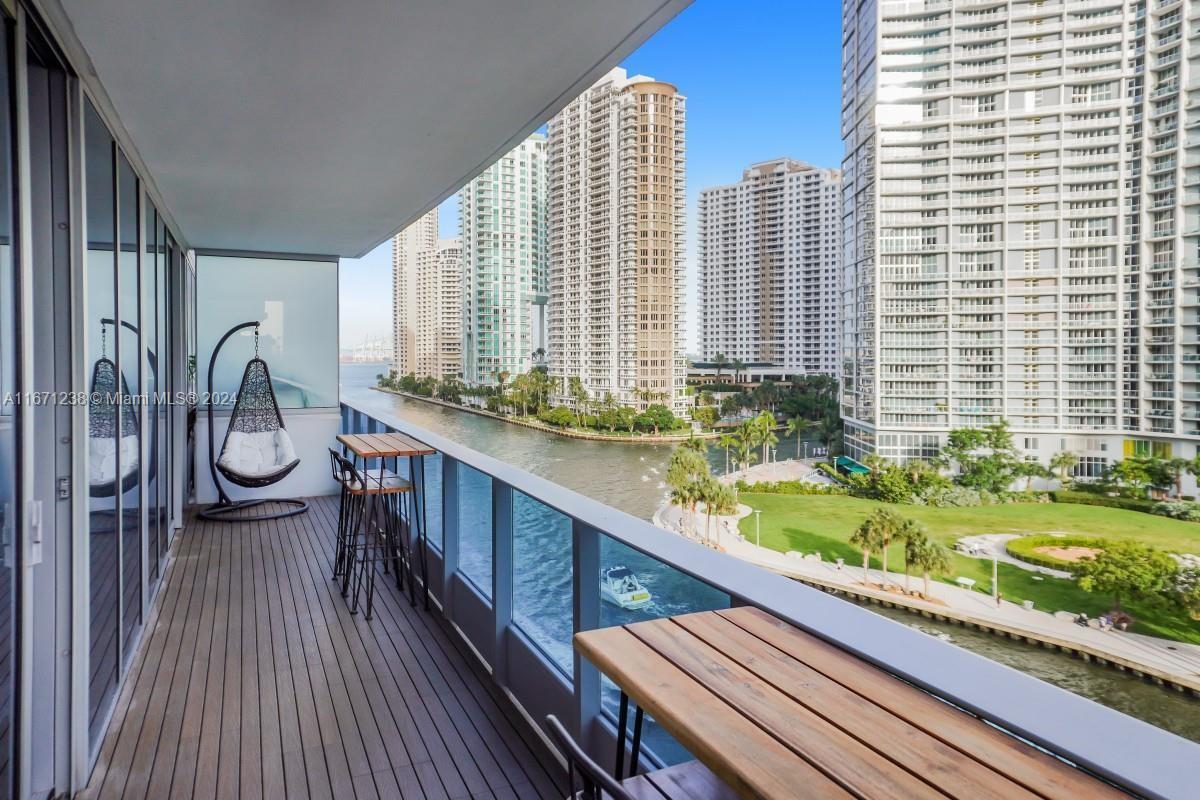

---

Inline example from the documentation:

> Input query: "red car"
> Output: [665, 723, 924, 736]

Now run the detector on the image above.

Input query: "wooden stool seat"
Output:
[622, 761, 738, 799]
[344, 472, 413, 496]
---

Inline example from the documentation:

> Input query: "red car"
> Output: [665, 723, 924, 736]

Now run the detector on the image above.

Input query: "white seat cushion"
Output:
[218, 428, 297, 478]
[89, 434, 139, 487]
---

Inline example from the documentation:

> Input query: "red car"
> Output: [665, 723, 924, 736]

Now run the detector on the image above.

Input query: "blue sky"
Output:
[339, 0, 844, 352]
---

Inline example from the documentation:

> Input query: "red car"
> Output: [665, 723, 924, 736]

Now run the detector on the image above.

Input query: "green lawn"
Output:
[738, 493, 1200, 644]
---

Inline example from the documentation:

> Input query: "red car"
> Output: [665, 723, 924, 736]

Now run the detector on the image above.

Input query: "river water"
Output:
[340, 363, 1200, 745]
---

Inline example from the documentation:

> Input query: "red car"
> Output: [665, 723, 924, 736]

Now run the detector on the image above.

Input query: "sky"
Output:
[338, 0, 844, 353]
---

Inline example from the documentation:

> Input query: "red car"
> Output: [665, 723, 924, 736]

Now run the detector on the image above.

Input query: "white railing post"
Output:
[492, 481, 514, 684]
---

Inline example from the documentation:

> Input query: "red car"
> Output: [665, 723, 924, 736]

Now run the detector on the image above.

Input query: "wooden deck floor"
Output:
[80, 495, 565, 800]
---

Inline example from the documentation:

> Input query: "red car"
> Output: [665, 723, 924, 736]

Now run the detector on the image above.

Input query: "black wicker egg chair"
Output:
[198, 321, 308, 521]
[88, 323, 141, 500]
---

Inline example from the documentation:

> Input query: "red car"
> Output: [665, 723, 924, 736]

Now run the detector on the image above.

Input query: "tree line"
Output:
[378, 369, 689, 436]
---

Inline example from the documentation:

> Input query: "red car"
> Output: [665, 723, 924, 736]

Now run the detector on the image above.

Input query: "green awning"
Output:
[835, 456, 870, 475]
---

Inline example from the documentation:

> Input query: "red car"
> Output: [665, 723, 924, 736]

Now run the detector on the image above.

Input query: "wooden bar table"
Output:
[337, 432, 436, 609]
[575, 606, 1125, 800]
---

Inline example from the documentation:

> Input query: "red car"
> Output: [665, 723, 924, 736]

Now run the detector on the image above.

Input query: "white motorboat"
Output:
[600, 566, 652, 610]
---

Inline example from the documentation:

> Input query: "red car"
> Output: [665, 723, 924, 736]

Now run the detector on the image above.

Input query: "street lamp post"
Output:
[803, 440, 809, 461]
[754, 509, 762, 548]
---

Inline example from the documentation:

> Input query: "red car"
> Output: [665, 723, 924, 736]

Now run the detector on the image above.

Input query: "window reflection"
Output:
[84, 99, 120, 745]
[599, 535, 729, 765]
[457, 463, 492, 596]
[0, 23, 15, 797]
[512, 492, 572, 672]
[117, 152, 141, 653]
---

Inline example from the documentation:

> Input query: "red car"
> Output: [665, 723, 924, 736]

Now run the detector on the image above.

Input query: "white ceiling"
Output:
[51, 0, 690, 257]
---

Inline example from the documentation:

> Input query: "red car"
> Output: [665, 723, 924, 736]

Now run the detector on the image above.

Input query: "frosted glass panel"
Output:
[197, 255, 337, 408]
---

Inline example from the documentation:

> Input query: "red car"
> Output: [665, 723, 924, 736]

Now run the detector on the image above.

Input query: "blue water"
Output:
[340, 363, 1200, 751]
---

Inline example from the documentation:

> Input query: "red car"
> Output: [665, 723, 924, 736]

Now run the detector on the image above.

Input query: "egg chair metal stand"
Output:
[198, 320, 308, 522]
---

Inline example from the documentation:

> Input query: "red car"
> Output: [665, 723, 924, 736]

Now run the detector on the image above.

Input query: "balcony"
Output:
[82, 494, 565, 799]
[80, 397, 1196, 799]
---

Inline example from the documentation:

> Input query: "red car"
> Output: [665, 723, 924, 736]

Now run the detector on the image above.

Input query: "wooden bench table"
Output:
[337, 432, 436, 608]
[575, 606, 1125, 800]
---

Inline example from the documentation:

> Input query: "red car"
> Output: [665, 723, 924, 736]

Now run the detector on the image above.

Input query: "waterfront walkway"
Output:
[720, 457, 835, 486]
[653, 503, 1200, 695]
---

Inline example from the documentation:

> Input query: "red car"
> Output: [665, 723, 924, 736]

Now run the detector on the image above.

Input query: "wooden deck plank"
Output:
[292, 498, 471, 799]
[273, 513, 360, 799]
[128, 503, 221, 799]
[263, 513, 337, 800]
[82, 496, 562, 799]
[102, 517, 208, 800]
[154, 507, 224, 798]
[305, 494, 560, 799]
[178, 514, 233, 799]
[78, 518, 197, 800]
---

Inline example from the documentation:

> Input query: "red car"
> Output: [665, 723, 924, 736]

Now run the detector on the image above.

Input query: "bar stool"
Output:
[338, 453, 414, 619]
[328, 448, 360, 588]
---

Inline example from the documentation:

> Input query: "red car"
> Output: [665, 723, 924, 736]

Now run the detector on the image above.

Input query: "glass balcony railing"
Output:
[339, 398, 1191, 796]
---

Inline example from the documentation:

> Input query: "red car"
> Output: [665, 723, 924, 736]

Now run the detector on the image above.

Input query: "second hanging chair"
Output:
[88, 323, 140, 499]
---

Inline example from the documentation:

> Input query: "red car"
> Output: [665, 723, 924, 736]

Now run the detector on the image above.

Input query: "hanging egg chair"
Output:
[88, 322, 140, 499]
[198, 321, 307, 521]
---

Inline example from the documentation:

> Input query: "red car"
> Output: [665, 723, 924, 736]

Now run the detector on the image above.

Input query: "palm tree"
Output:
[812, 413, 840, 455]
[1048, 450, 1079, 486]
[731, 358, 746, 384]
[849, 511, 885, 586]
[876, 511, 901, 590]
[786, 415, 809, 459]
[733, 438, 757, 473]
[717, 434, 737, 475]
[702, 480, 737, 548]
[752, 411, 778, 465]
[1165, 457, 1189, 498]
[680, 435, 708, 455]
[907, 538, 953, 599]
[1188, 454, 1200, 486]
[1017, 460, 1048, 492]
[898, 519, 928, 594]
[568, 376, 588, 427]
[712, 352, 729, 380]
[698, 478, 719, 547]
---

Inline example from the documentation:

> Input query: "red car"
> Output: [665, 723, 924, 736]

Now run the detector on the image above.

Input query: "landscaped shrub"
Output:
[815, 462, 848, 484]
[537, 406, 575, 428]
[1005, 534, 1108, 572]
[1152, 501, 1200, 522]
[1049, 490, 1158, 513]
[911, 485, 995, 507]
[736, 479, 847, 496]
[1066, 481, 1109, 495]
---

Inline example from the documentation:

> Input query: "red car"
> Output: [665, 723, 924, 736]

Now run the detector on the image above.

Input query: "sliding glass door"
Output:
[0, 17, 16, 800]
[83, 99, 119, 749]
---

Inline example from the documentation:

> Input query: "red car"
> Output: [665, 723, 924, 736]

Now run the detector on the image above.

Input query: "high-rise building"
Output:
[392, 208, 439, 376]
[697, 158, 841, 376]
[841, 0, 1197, 475]
[414, 238, 464, 380]
[460, 133, 548, 387]
[547, 67, 687, 413]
